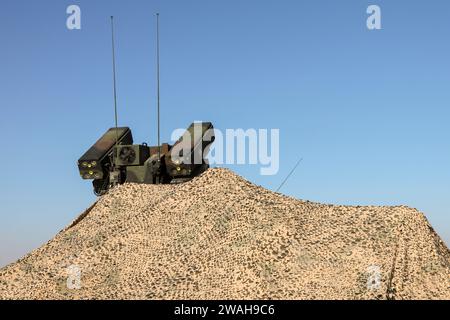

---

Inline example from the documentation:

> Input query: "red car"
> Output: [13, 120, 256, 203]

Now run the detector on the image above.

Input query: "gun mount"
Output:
[78, 122, 215, 195]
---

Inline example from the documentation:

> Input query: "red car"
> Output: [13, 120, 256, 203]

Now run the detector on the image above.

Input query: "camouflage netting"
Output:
[0, 168, 449, 299]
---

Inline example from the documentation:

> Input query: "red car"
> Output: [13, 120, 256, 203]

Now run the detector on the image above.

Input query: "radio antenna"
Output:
[276, 157, 303, 192]
[156, 13, 161, 160]
[110, 16, 119, 164]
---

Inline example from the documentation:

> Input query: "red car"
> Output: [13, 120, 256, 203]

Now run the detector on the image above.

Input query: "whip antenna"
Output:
[156, 13, 161, 160]
[110, 16, 119, 163]
[276, 157, 303, 192]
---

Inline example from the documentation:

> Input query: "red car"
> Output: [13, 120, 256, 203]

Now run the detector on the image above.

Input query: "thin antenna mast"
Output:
[276, 157, 303, 192]
[110, 16, 119, 162]
[156, 13, 161, 160]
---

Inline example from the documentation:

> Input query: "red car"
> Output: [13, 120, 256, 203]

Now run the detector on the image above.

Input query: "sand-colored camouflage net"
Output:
[0, 168, 449, 300]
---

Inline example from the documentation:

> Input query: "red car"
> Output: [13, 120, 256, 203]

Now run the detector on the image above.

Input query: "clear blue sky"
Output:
[1, 0, 449, 267]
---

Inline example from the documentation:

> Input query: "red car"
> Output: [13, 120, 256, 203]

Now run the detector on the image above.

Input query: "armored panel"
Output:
[125, 154, 167, 184]
[149, 143, 171, 157]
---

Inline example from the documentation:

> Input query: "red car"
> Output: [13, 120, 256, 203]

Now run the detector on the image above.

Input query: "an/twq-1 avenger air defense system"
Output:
[77, 15, 215, 195]
[78, 122, 215, 196]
